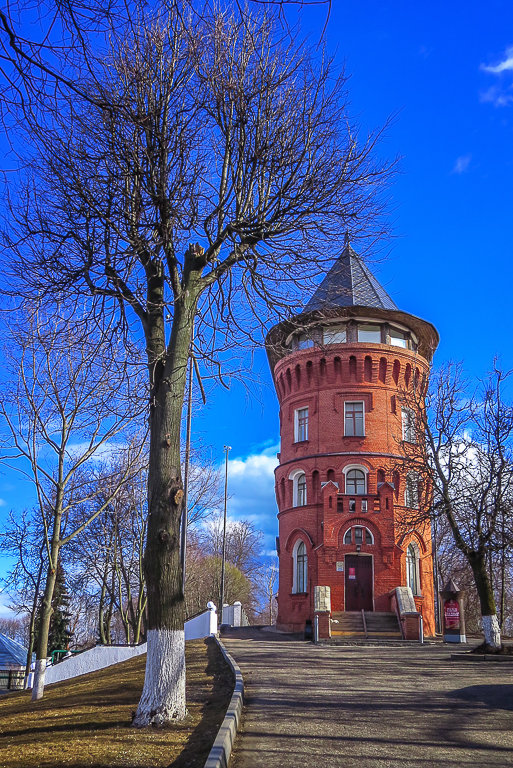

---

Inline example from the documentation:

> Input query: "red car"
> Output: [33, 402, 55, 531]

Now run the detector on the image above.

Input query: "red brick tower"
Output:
[266, 241, 439, 637]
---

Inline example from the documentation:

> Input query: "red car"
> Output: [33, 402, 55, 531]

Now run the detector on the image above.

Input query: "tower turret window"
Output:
[297, 334, 314, 349]
[358, 323, 381, 343]
[344, 401, 365, 436]
[294, 407, 309, 442]
[390, 328, 409, 348]
[323, 325, 347, 345]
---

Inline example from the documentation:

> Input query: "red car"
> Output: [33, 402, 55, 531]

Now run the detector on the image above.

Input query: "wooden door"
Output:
[345, 555, 373, 611]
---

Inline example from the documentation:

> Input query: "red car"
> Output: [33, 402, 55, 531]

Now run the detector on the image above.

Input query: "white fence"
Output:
[38, 602, 218, 687]
[221, 601, 249, 628]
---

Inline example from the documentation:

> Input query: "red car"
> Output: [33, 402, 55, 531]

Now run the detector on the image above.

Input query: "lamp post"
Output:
[180, 341, 194, 595]
[219, 445, 231, 623]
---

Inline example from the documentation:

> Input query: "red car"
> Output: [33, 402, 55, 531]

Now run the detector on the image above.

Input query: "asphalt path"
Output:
[223, 628, 513, 768]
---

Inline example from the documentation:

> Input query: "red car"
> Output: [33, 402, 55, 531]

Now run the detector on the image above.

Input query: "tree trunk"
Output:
[31, 552, 59, 701]
[98, 571, 109, 645]
[469, 551, 501, 649]
[24, 553, 44, 688]
[133, 296, 196, 725]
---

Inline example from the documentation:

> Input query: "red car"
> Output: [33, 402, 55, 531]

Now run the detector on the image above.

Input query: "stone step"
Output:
[365, 611, 402, 639]
[329, 611, 402, 639]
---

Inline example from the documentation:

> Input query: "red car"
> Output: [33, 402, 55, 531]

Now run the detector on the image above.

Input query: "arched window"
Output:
[406, 543, 420, 595]
[293, 540, 308, 594]
[343, 527, 374, 545]
[290, 470, 307, 507]
[346, 469, 366, 495]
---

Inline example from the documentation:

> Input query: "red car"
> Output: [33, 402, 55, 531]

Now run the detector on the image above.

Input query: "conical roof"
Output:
[304, 239, 397, 313]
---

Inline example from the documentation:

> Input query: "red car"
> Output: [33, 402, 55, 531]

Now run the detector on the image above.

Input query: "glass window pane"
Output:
[297, 542, 307, 593]
[323, 325, 347, 345]
[346, 469, 366, 495]
[296, 408, 309, 442]
[354, 527, 363, 544]
[297, 334, 314, 349]
[402, 408, 416, 443]
[297, 474, 307, 506]
[390, 329, 408, 348]
[358, 324, 381, 343]
[365, 529, 372, 544]
[344, 529, 352, 545]
[345, 402, 364, 437]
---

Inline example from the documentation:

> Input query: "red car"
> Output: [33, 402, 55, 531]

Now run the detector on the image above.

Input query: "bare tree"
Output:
[0, 508, 46, 684]
[399, 363, 513, 649]
[202, 515, 263, 575]
[0, 306, 146, 698]
[184, 531, 254, 619]
[2, 4, 392, 723]
[254, 559, 279, 625]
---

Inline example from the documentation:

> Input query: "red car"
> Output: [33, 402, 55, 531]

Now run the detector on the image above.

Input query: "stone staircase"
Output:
[331, 611, 402, 640]
[331, 611, 365, 638]
[364, 612, 403, 640]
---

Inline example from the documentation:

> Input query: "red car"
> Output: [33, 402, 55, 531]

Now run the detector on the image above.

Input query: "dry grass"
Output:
[0, 638, 233, 768]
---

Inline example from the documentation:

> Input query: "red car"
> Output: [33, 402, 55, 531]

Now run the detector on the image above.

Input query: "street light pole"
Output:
[180, 341, 194, 596]
[219, 445, 231, 624]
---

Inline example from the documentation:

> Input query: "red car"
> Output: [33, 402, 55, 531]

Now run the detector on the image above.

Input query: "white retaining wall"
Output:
[41, 603, 218, 687]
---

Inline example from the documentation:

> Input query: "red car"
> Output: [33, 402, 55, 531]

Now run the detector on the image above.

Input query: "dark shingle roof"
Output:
[0, 633, 30, 668]
[304, 241, 397, 312]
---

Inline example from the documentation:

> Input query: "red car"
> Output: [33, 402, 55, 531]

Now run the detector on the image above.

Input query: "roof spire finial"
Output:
[344, 231, 350, 248]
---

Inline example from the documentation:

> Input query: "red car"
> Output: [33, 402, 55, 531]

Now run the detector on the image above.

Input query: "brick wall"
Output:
[272, 336, 436, 636]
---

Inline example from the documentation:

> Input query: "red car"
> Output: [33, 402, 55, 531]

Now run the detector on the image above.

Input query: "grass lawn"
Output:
[0, 638, 233, 768]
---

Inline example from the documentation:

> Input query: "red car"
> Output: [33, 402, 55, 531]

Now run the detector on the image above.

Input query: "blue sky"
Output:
[1, 0, 513, 612]
[190, 0, 513, 557]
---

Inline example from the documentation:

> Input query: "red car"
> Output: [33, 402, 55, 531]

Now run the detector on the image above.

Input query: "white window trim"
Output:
[344, 400, 365, 437]
[343, 526, 375, 545]
[342, 464, 369, 495]
[289, 468, 307, 507]
[294, 407, 309, 443]
[292, 539, 308, 594]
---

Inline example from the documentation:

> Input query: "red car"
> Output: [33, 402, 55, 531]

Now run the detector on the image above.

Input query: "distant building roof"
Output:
[304, 239, 397, 313]
[0, 633, 30, 668]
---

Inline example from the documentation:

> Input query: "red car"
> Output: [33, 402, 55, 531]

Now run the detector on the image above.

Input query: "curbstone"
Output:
[451, 653, 513, 662]
[204, 637, 244, 768]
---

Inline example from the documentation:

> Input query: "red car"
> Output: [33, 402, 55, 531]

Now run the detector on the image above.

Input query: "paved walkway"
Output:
[223, 628, 513, 768]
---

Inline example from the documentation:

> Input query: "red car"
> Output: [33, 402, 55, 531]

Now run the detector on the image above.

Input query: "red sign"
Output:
[444, 599, 460, 630]
[348, 567, 356, 580]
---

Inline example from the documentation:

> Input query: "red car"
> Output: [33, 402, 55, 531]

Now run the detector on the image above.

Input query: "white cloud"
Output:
[224, 445, 279, 552]
[481, 46, 513, 74]
[479, 86, 513, 107]
[452, 155, 471, 174]
[480, 47, 513, 107]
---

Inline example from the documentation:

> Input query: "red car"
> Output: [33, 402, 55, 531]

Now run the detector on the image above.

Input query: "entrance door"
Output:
[345, 555, 373, 611]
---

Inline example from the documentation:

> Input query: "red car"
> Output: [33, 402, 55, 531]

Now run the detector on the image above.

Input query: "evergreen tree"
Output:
[35, 561, 72, 656]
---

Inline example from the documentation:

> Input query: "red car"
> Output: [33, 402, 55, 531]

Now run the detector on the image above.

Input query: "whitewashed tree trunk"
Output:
[482, 614, 501, 649]
[132, 629, 186, 726]
[31, 658, 47, 701]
